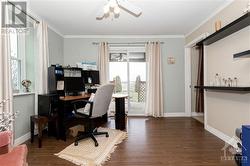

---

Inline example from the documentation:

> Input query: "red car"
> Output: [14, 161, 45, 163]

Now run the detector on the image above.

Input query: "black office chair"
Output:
[71, 84, 114, 147]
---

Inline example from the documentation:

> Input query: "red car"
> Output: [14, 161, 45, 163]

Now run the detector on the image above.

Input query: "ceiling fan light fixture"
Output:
[109, 0, 117, 9]
[96, 0, 142, 20]
[114, 6, 120, 14]
[103, 4, 110, 14]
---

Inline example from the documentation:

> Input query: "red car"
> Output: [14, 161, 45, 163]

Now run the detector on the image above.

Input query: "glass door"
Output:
[109, 47, 146, 116]
[109, 50, 129, 116]
[128, 51, 146, 115]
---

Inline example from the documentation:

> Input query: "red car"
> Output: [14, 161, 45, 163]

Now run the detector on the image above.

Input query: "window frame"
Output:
[11, 57, 22, 93]
[10, 30, 26, 94]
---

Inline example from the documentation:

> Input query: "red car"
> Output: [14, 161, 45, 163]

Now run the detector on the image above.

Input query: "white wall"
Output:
[205, 27, 250, 137]
[63, 37, 185, 114]
[48, 28, 64, 65]
[186, 0, 250, 138]
[14, 94, 35, 140]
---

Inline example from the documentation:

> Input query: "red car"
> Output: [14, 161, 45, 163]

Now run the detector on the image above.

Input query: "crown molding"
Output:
[185, 0, 234, 38]
[47, 25, 64, 38]
[63, 35, 185, 39]
[26, 5, 64, 37]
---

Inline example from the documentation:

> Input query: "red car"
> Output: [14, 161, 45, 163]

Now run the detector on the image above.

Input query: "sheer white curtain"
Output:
[0, 1, 13, 128]
[145, 42, 164, 117]
[34, 20, 49, 114]
[0, 33, 13, 120]
[98, 42, 109, 85]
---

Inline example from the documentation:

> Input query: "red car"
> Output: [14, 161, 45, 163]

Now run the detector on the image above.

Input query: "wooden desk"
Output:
[59, 93, 91, 101]
[113, 94, 128, 130]
[58, 94, 90, 140]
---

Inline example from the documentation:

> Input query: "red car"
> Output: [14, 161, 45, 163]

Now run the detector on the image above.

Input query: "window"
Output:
[10, 29, 21, 93]
[128, 52, 146, 62]
[109, 52, 127, 62]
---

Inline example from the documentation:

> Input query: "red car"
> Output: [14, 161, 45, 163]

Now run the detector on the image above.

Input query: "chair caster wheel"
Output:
[74, 142, 78, 146]
[95, 142, 99, 147]
[106, 134, 109, 137]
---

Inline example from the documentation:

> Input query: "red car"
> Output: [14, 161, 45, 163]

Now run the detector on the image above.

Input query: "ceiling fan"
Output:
[96, 0, 142, 20]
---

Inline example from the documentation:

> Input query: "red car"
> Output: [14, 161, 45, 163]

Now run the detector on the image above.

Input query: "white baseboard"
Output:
[164, 112, 189, 117]
[127, 114, 146, 117]
[14, 132, 30, 146]
[205, 125, 237, 148]
[191, 112, 204, 117]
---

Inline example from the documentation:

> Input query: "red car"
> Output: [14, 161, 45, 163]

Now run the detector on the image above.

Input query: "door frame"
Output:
[184, 33, 209, 119]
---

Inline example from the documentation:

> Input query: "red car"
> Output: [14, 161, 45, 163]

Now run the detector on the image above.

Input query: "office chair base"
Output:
[74, 128, 109, 147]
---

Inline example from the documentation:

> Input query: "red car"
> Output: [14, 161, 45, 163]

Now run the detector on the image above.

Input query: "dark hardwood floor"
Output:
[26, 117, 236, 166]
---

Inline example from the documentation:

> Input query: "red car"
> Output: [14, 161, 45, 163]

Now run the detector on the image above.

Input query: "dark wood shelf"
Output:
[234, 50, 250, 58]
[197, 12, 250, 46]
[195, 86, 250, 93]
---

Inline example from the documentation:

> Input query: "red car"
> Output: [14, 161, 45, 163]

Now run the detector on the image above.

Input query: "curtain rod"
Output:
[7, 1, 40, 24]
[92, 42, 164, 45]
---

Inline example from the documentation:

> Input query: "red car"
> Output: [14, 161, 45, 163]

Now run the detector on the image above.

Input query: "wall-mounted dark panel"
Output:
[234, 50, 250, 58]
[195, 86, 250, 93]
[197, 13, 250, 46]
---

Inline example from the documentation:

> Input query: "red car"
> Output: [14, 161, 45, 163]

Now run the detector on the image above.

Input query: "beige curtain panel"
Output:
[35, 20, 49, 95]
[0, 32, 13, 118]
[34, 20, 49, 115]
[98, 42, 109, 85]
[145, 42, 164, 117]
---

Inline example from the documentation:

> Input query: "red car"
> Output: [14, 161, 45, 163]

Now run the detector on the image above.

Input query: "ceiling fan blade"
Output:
[116, 0, 142, 16]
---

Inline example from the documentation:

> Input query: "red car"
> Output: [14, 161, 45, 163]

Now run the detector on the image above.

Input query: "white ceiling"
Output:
[28, 0, 231, 36]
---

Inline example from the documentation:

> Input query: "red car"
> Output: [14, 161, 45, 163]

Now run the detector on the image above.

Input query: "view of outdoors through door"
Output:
[109, 47, 146, 116]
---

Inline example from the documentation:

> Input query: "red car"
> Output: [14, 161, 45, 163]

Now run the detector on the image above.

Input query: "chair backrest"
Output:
[91, 84, 114, 118]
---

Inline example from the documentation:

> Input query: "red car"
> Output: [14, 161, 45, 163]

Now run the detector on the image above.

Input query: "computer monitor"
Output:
[64, 68, 85, 93]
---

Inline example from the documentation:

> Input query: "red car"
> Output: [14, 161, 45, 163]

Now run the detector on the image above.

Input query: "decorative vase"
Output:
[21, 80, 31, 92]
[215, 20, 222, 31]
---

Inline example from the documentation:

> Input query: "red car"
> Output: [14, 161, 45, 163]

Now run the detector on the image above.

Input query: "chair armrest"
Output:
[71, 100, 94, 117]
[0, 144, 28, 166]
[0, 131, 11, 148]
